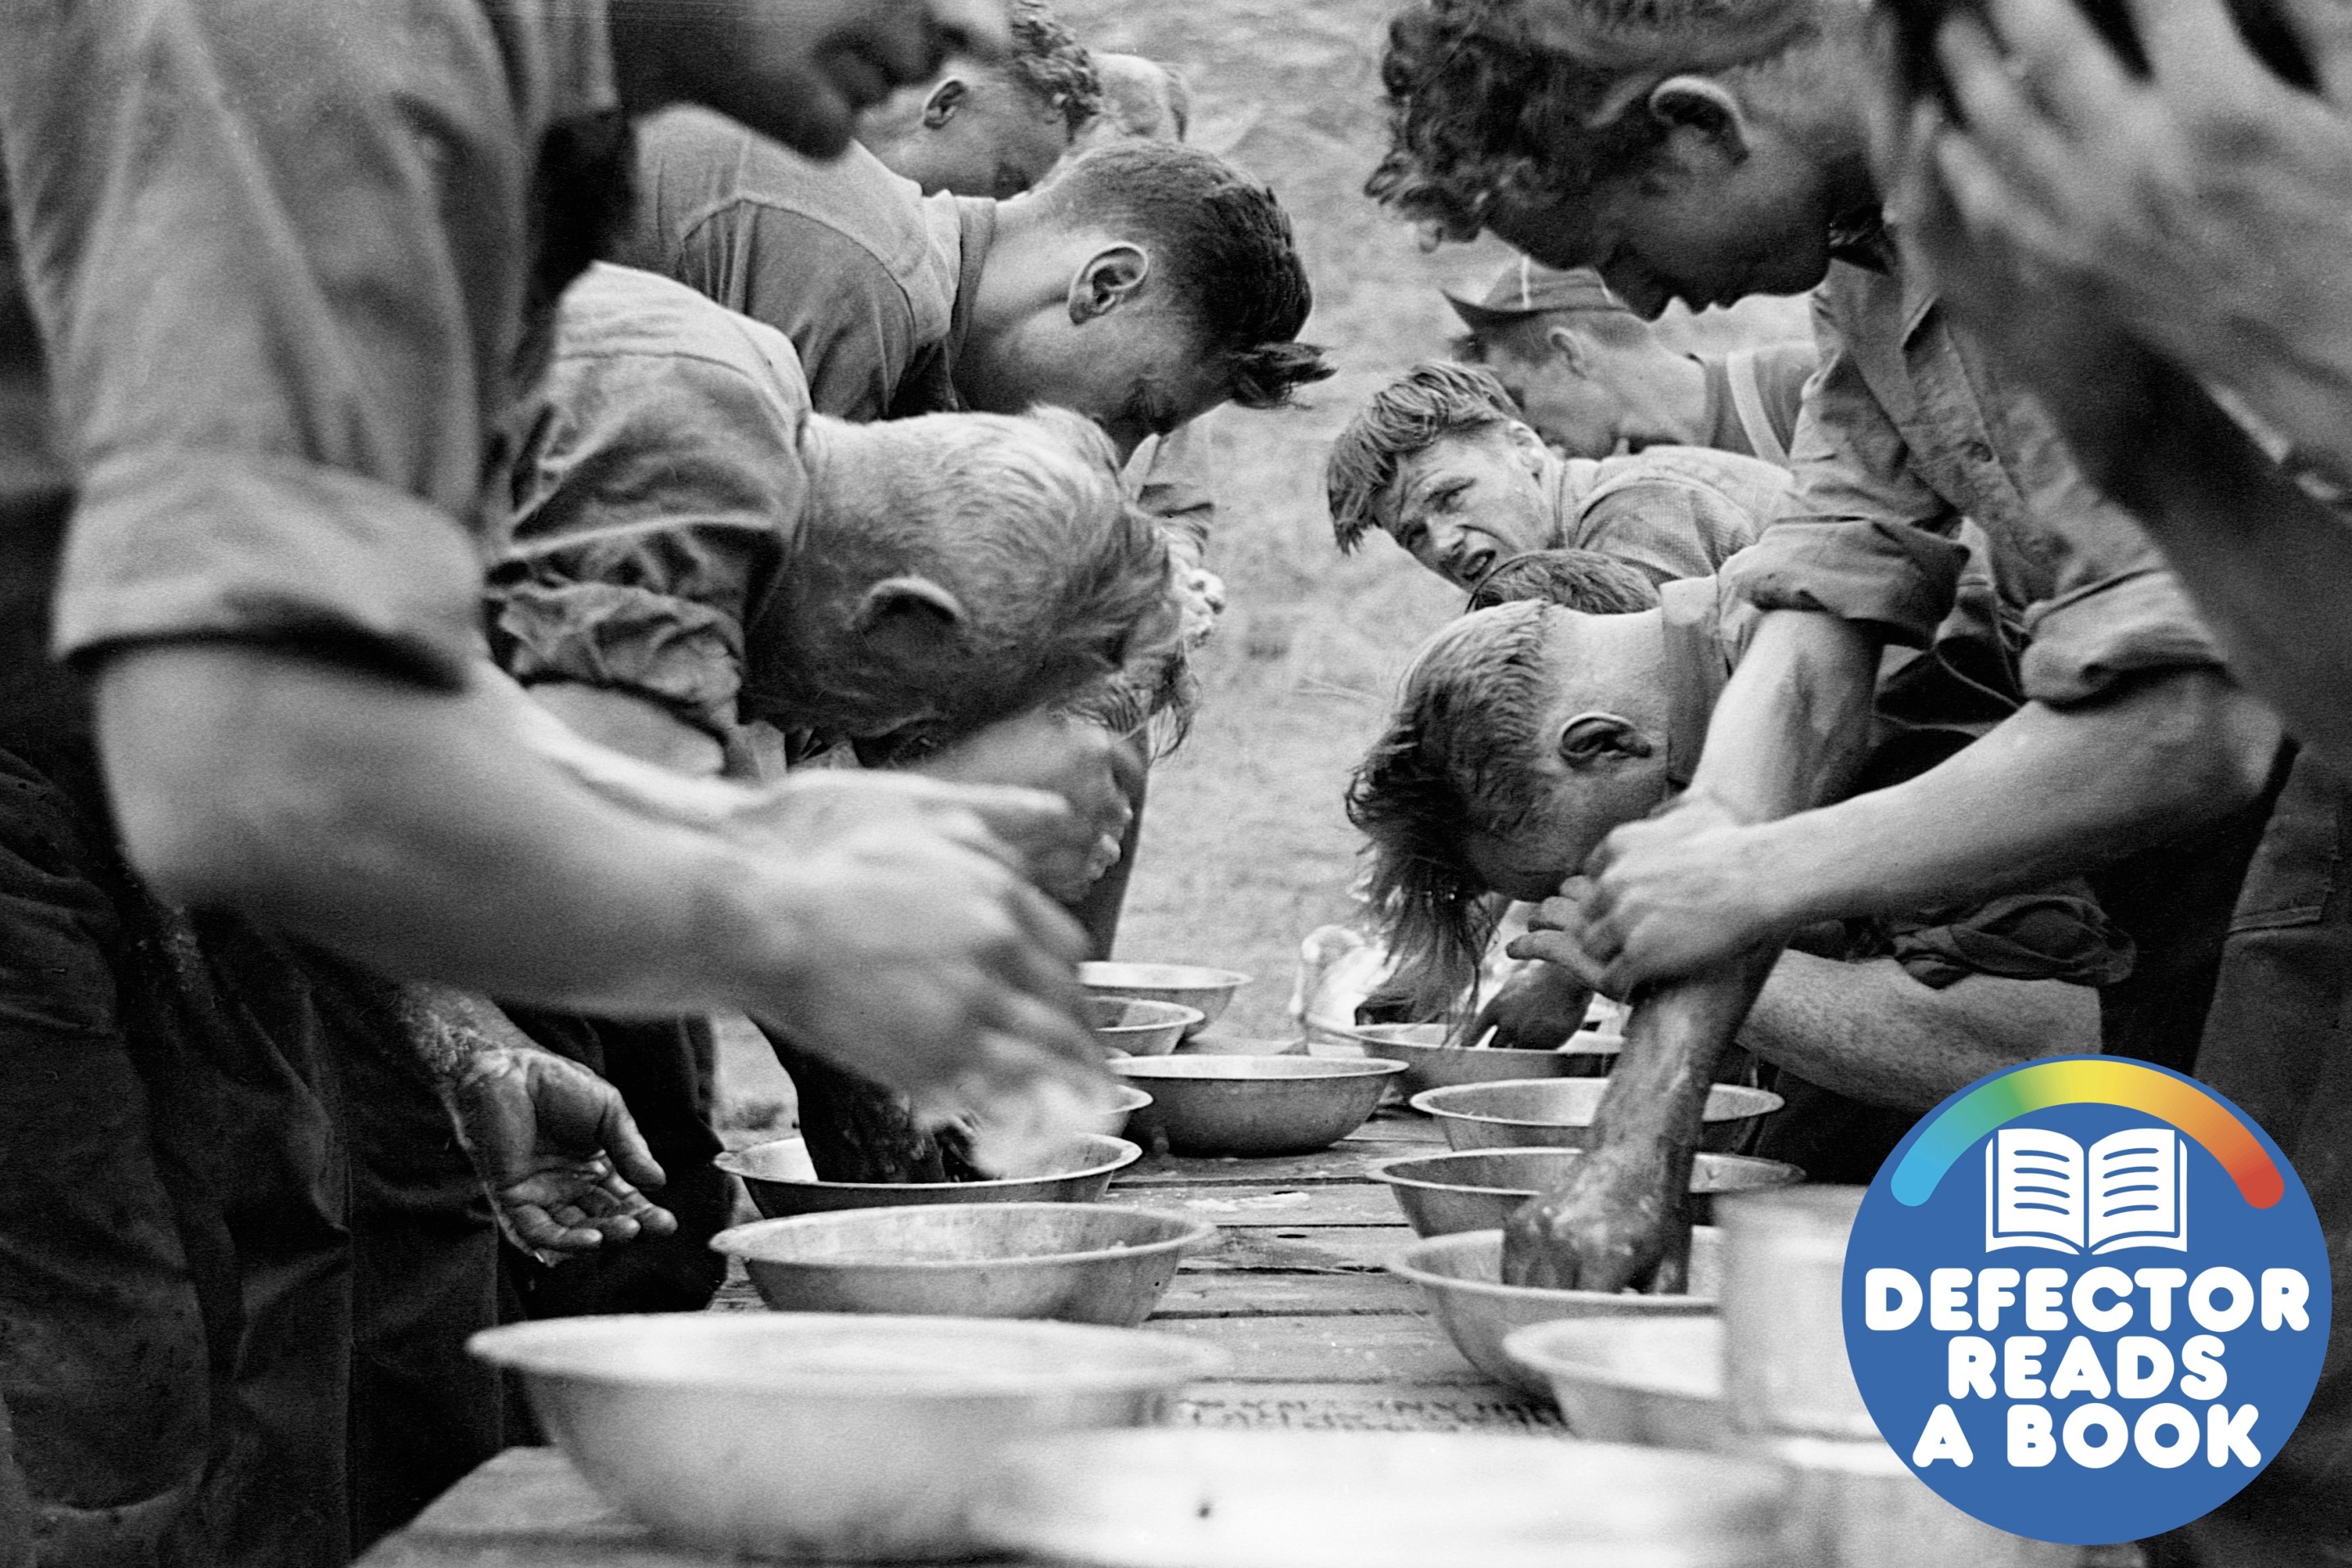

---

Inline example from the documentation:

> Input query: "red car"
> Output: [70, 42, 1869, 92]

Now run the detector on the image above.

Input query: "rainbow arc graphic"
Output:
[1889, 1058, 2282, 1209]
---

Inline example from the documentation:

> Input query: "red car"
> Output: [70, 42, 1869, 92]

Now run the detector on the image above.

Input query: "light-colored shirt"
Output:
[1550, 445, 1788, 586]
[1723, 250, 2221, 707]
[623, 106, 969, 423]
[3, 0, 617, 700]
[1698, 341, 1816, 467]
[491, 265, 814, 742]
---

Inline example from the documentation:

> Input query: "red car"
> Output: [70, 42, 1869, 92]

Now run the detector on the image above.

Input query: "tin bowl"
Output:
[469, 1312, 1223, 1561]
[1081, 962, 1250, 1038]
[1410, 1079, 1784, 1153]
[1371, 1148, 1804, 1236]
[1388, 1227, 1723, 1398]
[716, 1134, 1141, 1220]
[712, 1202, 1216, 1326]
[1112, 1055, 1408, 1156]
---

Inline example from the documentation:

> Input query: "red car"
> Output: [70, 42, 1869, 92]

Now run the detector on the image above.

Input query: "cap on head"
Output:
[1444, 261, 1638, 332]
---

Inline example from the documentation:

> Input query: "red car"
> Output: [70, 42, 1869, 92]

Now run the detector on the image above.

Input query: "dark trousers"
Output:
[2161, 751, 2352, 1566]
[0, 741, 501, 1565]
[496, 1013, 731, 1319]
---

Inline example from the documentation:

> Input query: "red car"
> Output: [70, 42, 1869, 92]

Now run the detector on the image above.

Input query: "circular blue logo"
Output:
[1842, 1057, 2329, 1543]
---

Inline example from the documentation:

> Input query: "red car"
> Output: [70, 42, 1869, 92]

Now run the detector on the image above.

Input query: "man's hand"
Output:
[1884, 0, 2352, 483]
[749, 820, 1111, 1112]
[912, 713, 1141, 899]
[1517, 791, 1792, 996]
[1501, 1136, 1691, 1292]
[447, 1048, 677, 1258]
[1459, 962, 1595, 1050]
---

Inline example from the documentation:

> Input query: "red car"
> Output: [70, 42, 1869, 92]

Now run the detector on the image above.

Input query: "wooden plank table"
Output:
[359, 1106, 1560, 1566]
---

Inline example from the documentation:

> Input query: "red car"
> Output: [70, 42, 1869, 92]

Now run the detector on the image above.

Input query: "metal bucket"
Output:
[1717, 1186, 1877, 1441]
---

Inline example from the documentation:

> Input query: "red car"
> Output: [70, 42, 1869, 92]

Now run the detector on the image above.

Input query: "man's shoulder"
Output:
[554, 264, 811, 416]
[635, 107, 935, 267]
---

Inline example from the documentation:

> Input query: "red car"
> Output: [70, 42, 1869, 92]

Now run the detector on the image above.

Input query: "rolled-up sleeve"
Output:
[2, 0, 614, 684]
[490, 268, 808, 739]
[1721, 287, 1971, 648]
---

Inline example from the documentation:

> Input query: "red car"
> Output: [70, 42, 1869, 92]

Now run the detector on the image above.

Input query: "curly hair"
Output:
[1325, 361, 1524, 550]
[1041, 141, 1334, 409]
[1002, 0, 1105, 134]
[1467, 547, 1663, 613]
[1365, 0, 1815, 242]
[1346, 601, 1560, 1016]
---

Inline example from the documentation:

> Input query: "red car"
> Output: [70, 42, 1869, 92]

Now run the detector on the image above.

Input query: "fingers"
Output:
[2270, 0, 2352, 97]
[1977, 0, 2133, 127]
[2124, 0, 2273, 89]
[595, 1091, 668, 1193]
[1502, 930, 1615, 997]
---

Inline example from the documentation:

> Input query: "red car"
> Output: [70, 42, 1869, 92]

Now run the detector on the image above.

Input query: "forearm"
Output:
[1748, 670, 2280, 928]
[1600, 610, 1878, 1119]
[1743, 955, 2099, 1112]
[1686, 608, 1881, 817]
[98, 643, 782, 1018]
[2110, 363, 2352, 773]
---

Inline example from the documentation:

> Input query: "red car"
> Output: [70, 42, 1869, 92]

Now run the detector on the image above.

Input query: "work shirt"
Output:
[1723, 247, 2221, 706]
[1696, 341, 1815, 467]
[1722, 238, 2269, 1077]
[0, 4, 616, 1560]
[2, 0, 622, 711]
[1548, 446, 1787, 586]
[623, 106, 969, 423]
[625, 107, 1220, 562]
[497, 265, 1189, 760]
[492, 264, 814, 744]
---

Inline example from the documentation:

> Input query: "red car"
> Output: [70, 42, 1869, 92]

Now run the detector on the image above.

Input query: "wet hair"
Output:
[1325, 361, 1525, 551]
[1002, 0, 1105, 134]
[1038, 141, 1332, 409]
[1468, 548, 1662, 613]
[1365, 0, 1815, 243]
[806, 406, 1178, 745]
[1348, 602, 1563, 1016]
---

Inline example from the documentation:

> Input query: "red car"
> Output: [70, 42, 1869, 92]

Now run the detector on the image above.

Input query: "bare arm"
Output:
[1502, 610, 1878, 1290]
[96, 644, 1109, 1113]
[1732, 669, 2281, 935]
[1742, 955, 2100, 1113]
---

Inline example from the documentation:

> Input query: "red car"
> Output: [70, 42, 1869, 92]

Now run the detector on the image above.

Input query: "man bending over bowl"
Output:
[1348, 561, 2121, 1183]
[479, 262, 1177, 1308]
[1325, 362, 1787, 594]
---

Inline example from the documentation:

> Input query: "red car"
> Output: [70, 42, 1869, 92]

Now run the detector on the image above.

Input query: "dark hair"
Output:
[1042, 141, 1333, 408]
[1468, 548, 1663, 613]
[1002, 0, 1104, 134]
[1325, 361, 1523, 550]
[1347, 602, 1560, 1016]
[1365, 0, 1812, 242]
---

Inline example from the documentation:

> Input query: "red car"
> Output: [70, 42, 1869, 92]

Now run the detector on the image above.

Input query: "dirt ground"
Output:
[719, 0, 1806, 1116]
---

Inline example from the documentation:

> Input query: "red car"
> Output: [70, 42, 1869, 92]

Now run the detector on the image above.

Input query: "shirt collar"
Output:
[940, 197, 997, 404]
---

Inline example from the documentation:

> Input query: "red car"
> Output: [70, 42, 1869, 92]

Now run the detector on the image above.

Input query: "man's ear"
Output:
[1067, 243, 1150, 323]
[1544, 325, 1592, 376]
[854, 576, 968, 661]
[921, 78, 967, 130]
[1501, 418, 1551, 471]
[1647, 75, 1753, 162]
[1557, 712, 1655, 770]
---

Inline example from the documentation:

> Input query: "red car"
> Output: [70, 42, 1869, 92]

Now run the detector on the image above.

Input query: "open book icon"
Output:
[1984, 1126, 2188, 1254]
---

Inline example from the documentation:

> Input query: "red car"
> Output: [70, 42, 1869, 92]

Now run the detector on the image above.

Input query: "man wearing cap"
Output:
[1365, 0, 2283, 1345]
[1450, 262, 1815, 466]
